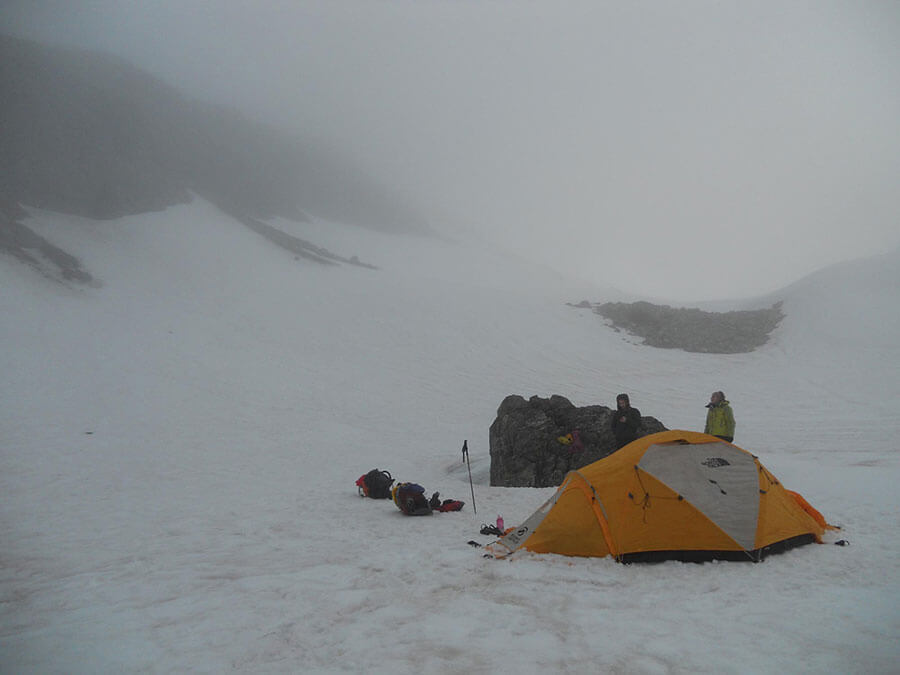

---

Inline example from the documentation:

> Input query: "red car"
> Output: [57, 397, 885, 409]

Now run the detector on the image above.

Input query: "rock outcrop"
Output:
[489, 394, 667, 487]
[0, 195, 93, 284]
[573, 300, 784, 354]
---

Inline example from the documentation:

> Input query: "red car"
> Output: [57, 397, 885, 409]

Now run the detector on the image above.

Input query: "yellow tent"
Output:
[487, 430, 831, 562]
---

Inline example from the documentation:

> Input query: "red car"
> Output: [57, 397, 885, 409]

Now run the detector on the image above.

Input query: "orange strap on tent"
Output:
[787, 490, 839, 530]
[571, 478, 618, 559]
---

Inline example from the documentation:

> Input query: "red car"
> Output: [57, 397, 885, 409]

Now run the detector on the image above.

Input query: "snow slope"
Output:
[1, 199, 898, 673]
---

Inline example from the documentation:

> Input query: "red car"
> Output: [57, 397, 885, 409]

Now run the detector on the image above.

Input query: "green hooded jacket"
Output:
[705, 400, 735, 438]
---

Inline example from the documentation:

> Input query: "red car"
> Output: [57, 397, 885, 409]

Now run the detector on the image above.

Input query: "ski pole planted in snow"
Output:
[462, 440, 476, 514]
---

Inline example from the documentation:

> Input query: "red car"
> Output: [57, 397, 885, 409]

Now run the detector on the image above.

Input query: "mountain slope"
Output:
[0, 34, 428, 233]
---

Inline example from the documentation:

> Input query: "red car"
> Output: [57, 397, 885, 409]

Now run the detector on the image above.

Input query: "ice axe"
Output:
[462, 440, 476, 514]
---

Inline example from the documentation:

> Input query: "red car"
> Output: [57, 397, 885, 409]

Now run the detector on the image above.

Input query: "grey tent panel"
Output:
[638, 442, 759, 550]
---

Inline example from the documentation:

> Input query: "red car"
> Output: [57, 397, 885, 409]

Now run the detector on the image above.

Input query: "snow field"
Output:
[1, 199, 898, 673]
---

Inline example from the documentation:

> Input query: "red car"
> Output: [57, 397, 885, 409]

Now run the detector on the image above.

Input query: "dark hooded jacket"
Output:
[610, 394, 641, 449]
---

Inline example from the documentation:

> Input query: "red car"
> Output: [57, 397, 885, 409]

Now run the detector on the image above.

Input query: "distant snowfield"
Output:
[2, 198, 898, 673]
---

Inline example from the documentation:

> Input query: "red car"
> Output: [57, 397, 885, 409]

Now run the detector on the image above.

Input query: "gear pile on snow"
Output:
[355, 469, 464, 516]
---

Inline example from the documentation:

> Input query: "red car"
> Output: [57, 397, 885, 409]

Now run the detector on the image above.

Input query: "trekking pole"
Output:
[462, 440, 476, 514]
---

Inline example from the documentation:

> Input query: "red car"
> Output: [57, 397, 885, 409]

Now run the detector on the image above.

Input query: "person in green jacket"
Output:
[704, 391, 735, 442]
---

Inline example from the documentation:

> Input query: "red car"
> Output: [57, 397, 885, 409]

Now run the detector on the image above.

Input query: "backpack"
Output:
[391, 482, 433, 516]
[356, 469, 394, 499]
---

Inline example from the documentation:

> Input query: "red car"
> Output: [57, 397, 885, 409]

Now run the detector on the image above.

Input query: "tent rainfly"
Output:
[487, 430, 835, 562]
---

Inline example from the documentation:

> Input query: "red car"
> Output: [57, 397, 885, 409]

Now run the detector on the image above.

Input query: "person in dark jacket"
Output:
[610, 393, 641, 449]
[704, 391, 735, 442]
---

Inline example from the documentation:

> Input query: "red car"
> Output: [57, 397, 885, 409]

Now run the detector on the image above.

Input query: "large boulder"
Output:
[489, 394, 667, 487]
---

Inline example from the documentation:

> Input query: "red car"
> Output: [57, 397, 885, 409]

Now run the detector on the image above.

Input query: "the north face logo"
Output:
[702, 457, 730, 468]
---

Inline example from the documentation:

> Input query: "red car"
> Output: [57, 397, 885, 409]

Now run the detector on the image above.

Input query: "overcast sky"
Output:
[3, 1, 899, 301]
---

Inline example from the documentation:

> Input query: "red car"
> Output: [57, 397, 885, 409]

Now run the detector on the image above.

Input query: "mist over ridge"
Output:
[0, 34, 429, 234]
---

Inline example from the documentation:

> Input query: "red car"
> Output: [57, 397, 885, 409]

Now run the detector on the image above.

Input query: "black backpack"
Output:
[356, 469, 394, 499]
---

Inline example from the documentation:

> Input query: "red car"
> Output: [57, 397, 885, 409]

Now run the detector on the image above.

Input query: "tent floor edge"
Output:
[618, 534, 818, 564]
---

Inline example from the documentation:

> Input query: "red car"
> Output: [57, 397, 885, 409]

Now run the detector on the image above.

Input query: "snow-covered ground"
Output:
[2, 198, 898, 673]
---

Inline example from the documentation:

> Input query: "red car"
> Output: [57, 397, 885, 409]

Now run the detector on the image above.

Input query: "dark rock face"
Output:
[489, 394, 667, 487]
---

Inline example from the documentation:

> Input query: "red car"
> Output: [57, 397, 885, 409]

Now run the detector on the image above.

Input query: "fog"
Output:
[3, 1, 899, 300]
